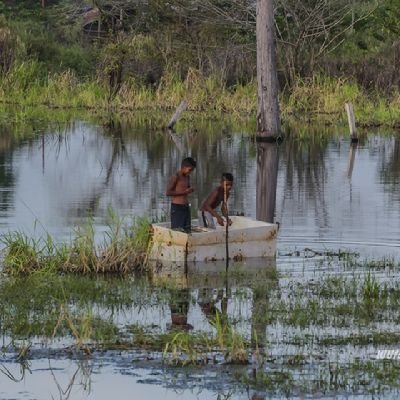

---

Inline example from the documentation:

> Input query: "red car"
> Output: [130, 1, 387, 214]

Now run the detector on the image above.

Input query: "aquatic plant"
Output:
[163, 331, 211, 366]
[362, 271, 380, 302]
[162, 309, 248, 366]
[0, 273, 155, 342]
[212, 311, 248, 364]
[52, 305, 118, 353]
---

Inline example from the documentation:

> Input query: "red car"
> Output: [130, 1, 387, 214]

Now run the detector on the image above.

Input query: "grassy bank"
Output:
[287, 76, 400, 128]
[1, 62, 399, 128]
[0, 210, 151, 275]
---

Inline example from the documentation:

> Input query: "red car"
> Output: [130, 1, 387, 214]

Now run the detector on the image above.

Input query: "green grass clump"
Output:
[1, 212, 151, 276]
[163, 310, 249, 366]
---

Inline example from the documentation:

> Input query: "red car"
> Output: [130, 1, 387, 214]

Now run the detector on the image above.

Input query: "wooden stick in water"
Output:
[345, 101, 358, 143]
[167, 100, 187, 130]
[224, 180, 229, 272]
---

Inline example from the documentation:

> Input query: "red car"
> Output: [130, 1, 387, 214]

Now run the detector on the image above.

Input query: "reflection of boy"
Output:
[166, 157, 196, 233]
[168, 288, 193, 331]
[197, 288, 228, 326]
[198, 173, 233, 229]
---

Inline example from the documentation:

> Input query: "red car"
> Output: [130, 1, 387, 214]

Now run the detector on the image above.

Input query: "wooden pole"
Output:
[167, 100, 187, 130]
[167, 129, 186, 153]
[224, 180, 229, 272]
[345, 102, 358, 142]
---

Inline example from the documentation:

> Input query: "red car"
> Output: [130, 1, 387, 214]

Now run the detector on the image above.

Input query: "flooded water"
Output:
[1, 111, 400, 399]
[0, 116, 399, 259]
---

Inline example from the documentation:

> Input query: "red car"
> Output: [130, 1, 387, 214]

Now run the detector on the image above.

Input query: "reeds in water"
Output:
[1, 211, 151, 276]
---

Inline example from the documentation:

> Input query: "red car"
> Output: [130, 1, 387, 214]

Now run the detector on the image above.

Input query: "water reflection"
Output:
[379, 137, 400, 200]
[0, 127, 17, 220]
[0, 263, 278, 399]
[256, 142, 279, 223]
[347, 142, 358, 178]
[48, 359, 92, 400]
[3, 256, 400, 398]
[2, 115, 400, 398]
[197, 287, 227, 327]
[0, 117, 400, 256]
[168, 288, 193, 330]
[0, 261, 278, 341]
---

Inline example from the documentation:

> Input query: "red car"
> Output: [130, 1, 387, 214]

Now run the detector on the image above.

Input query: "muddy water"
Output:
[1, 115, 400, 399]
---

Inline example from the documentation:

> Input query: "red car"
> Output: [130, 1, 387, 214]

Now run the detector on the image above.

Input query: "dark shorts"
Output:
[171, 203, 191, 232]
[198, 210, 216, 229]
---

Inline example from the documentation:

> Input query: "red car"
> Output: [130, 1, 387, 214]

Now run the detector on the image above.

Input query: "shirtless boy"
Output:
[198, 173, 234, 229]
[166, 157, 197, 232]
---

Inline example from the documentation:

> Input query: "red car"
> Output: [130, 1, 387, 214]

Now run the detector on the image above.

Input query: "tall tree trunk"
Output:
[256, 0, 280, 224]
[256, 0, 280, 138]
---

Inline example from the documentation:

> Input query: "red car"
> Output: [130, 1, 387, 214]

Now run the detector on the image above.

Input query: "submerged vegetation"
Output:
[0, 209, 151, 275]
[2, 252, 400, 395]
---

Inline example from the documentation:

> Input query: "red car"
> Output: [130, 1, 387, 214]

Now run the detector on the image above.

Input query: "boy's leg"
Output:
[183, 205, 191, 233]
[198, 210, 216, 229]
[204, 211, 216, 229]
[198, 210, 206, 228]
[171, 203, 191, 232]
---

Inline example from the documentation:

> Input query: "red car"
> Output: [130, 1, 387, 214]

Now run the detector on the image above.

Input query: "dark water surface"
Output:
[1, 115, 400, 399]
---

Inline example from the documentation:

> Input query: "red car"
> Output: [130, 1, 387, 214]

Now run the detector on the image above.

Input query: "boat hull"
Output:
[148, 216, 278, 265]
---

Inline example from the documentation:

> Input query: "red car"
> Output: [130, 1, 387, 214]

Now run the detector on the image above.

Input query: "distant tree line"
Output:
[0, 0, 399, 94]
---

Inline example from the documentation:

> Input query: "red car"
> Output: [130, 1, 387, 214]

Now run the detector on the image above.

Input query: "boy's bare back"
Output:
[199, 174, 234, 227]
[200, 187, 224, 211]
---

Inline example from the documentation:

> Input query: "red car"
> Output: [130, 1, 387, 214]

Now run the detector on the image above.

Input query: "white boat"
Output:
[148, 216, 278, 266]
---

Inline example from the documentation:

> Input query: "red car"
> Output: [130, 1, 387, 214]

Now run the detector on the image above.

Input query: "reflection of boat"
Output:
[151, 259, 279, 337]
[148, 216, 278, 266]
[149, 258, 278, 288]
